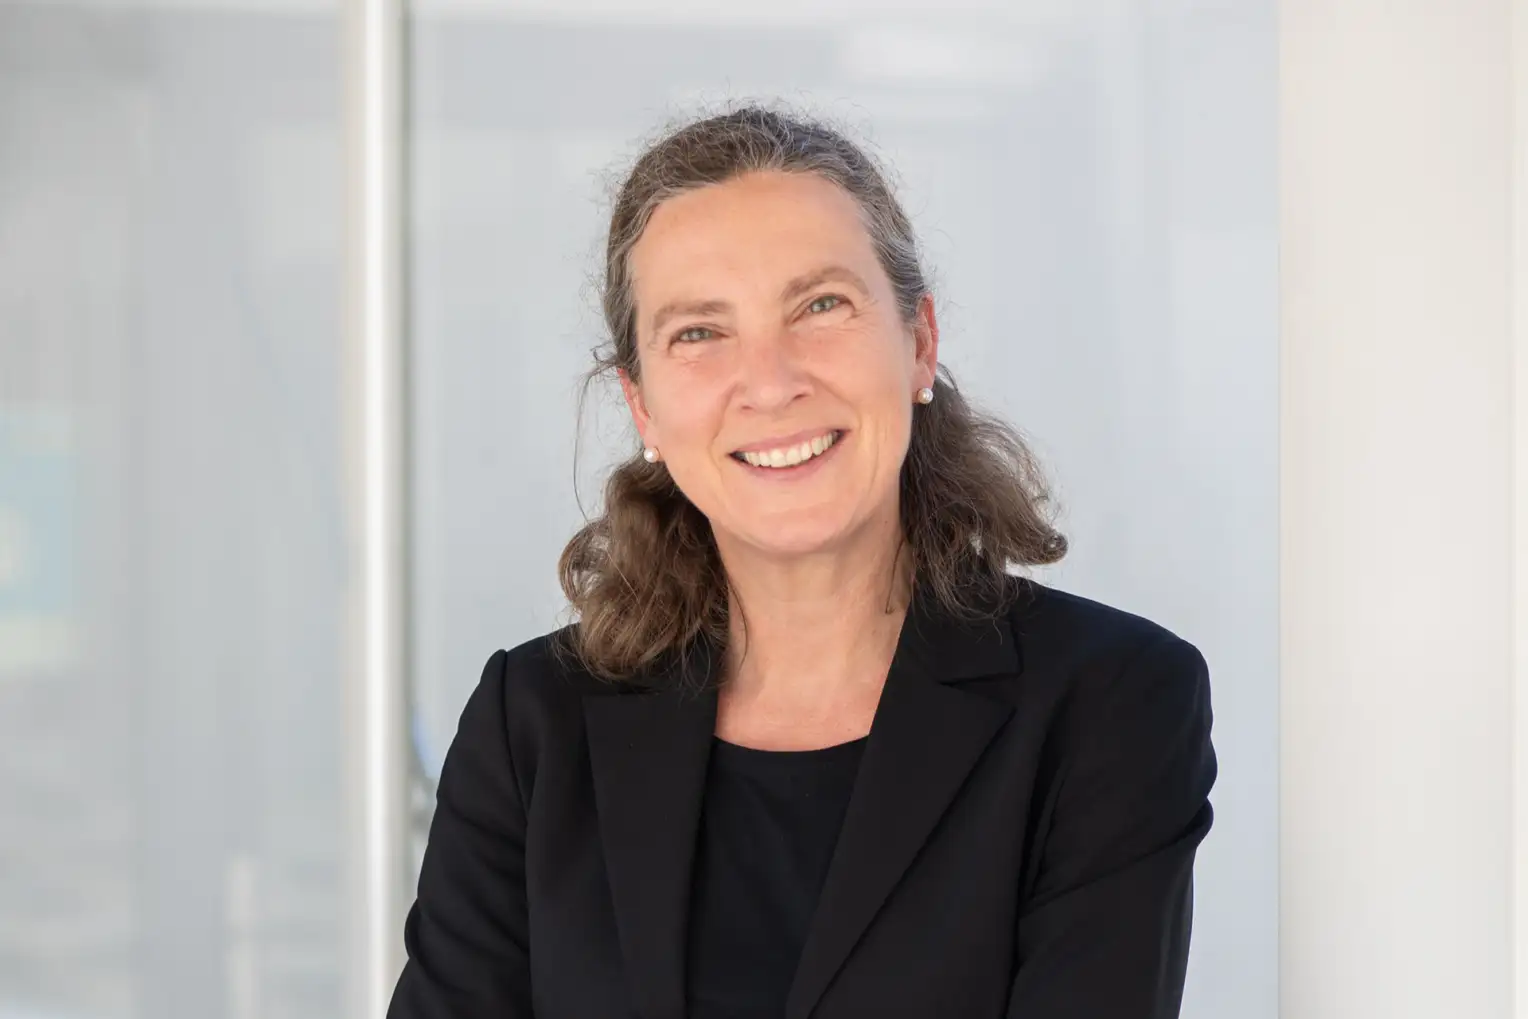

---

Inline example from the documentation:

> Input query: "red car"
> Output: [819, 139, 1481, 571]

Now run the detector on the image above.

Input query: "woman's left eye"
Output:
[807, 294, 844, 315]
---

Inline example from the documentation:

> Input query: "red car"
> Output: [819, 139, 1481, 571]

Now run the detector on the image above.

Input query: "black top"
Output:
[686, 735, 868, 1019]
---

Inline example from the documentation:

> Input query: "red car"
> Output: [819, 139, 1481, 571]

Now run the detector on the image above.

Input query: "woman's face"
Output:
[621, 170, 938, 560]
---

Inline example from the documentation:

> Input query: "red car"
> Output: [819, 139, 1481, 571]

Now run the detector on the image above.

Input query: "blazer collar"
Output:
[582, 578, 1024, 1019]
[891, 575, 1022, 684]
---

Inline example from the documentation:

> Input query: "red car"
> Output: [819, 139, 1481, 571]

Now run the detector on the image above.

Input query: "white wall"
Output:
[1280, 1, 1523, 1016]
[1516, 0, 1528, 1010]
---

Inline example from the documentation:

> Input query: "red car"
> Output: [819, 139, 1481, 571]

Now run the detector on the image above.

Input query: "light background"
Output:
[0, 5, 347, 1018]
[0, 1, 1276, 1016]
[406, 3, 1276, 1018]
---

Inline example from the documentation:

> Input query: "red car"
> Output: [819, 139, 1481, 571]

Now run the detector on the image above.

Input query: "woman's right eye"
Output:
[674, 326, 714, 344]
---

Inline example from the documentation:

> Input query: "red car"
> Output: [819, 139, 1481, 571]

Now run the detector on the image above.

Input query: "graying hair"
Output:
[598, 105, 928, 379]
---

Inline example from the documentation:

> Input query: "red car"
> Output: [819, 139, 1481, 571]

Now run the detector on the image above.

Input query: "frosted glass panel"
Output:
[406, 3, 1276, 1016]
[0, 5, 349, 1017]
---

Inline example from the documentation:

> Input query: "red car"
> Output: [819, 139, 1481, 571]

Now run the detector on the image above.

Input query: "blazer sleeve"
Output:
[1006, 634, 1217, 1019]
[388, 649, 534, 1018]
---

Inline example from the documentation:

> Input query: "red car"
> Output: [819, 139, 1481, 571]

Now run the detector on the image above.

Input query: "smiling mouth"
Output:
[730, 429, 844, 469]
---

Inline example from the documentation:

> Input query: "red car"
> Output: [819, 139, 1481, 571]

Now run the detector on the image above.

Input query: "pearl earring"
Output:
[916, 387, 934, 405]
[643, 447, 659, 464]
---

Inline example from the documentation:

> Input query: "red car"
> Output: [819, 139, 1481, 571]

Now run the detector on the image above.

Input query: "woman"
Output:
[389, 106, 1216, 1019]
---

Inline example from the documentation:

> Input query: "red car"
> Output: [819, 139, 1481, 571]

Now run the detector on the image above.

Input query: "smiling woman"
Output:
[567, 113, 1069, 683]
[388, 105, 1217, 1019]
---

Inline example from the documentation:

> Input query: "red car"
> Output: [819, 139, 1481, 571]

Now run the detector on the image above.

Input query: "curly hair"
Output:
[558, 103, 1067, 685]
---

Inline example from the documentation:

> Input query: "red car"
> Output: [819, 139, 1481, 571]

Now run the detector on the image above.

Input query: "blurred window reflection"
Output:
[0, 4, 347, 1017]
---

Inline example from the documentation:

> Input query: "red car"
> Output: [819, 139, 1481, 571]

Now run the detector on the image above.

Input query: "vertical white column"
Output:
[342, 0, 409, 1015]
[1281, 2, 1516, 1018]
[1513, 1, 1528, 1013]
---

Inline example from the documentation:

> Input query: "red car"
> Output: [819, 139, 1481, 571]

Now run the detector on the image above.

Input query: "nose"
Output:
[736, 331, 810, 413]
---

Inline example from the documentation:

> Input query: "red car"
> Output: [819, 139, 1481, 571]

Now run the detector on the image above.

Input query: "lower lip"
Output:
[731, 432, 846, 480]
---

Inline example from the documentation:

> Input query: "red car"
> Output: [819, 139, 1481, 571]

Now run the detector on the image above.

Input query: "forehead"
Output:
[629, 171, 879, 289]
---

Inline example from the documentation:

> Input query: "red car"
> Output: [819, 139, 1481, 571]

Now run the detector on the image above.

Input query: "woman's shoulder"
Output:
[458, 623, 627, 769]
[490, 622, 616, 702]
[1006, 576, 1206, 684]
[1012, 577, 1186, 643]
[1006, 578, 1216, 809]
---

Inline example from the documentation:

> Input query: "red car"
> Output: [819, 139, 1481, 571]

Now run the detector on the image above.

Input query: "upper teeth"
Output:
[739, 431, 838, 468]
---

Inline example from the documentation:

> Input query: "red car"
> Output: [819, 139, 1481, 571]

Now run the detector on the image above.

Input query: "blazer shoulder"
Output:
[471, 624, 613, 780]
[1007, 579, 1212, 762]
[1008, 577, 1198, 672]
[495, 622, 612, 702]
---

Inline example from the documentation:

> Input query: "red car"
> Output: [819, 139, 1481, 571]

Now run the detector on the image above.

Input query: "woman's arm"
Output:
[1006, 635, 1218, 1019]
[389, 649, 534, 1018]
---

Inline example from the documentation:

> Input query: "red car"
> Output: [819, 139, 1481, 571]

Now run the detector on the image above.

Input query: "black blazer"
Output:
[388, 577, 1217, 1019]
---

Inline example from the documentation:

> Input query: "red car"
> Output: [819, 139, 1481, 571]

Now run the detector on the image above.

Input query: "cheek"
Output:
[844, 356, 916, 459]
[644, 368, 727, 452]
[872, 396, 916, 465]
[835, 341, 915, 416]
[828, 317, 916, 383]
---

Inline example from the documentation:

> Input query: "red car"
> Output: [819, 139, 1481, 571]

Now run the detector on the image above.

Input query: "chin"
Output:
[733, 513, 852, 559]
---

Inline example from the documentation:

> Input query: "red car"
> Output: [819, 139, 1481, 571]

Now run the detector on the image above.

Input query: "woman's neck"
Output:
[716, 517, 914, 714]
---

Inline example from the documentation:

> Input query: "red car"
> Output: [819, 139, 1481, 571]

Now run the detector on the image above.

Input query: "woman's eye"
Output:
[674, 326, 714, 343]
[807, 294, 843, 315]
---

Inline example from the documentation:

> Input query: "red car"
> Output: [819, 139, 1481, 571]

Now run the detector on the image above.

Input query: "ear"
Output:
[618, 368, 655, 447]
[911, 292, 940, 391]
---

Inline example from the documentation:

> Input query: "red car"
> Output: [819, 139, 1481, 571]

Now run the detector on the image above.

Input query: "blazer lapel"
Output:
[583, 642, 721, 1019]
[784, 583, 1022, 1019]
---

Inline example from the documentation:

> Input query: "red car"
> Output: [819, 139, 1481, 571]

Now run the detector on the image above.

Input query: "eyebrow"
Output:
[780, 265, 873, 305]
[647, 265, 874, 337]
